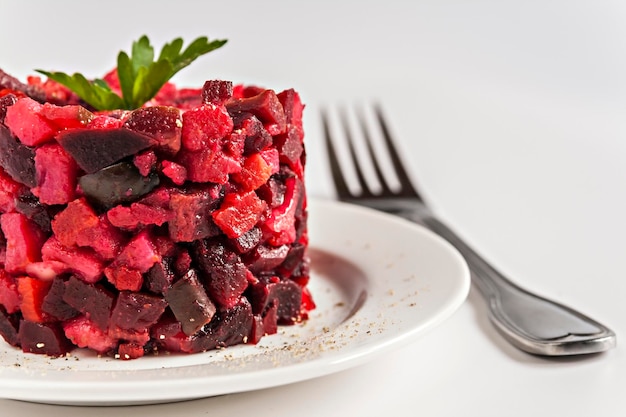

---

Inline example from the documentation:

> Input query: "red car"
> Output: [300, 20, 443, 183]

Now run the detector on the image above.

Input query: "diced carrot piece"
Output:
[17, 276, 52, 323]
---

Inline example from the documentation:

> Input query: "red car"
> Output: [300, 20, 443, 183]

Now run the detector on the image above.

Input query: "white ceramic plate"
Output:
[0, 199, 470, 406]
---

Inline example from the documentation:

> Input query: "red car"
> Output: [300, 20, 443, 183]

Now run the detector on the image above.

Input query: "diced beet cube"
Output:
[277, 89, 304, 129]
[0, 125, 36, 187]
[133, 150, 158, 176]
[32, 143, 78, 205]
[62, 315, 117, 353]
[0, 69, 45, 102]
[0, 93, 18, 124]
[151, 313, 194, 353]
[145, 258, 175, 295]
[212, 191, 266, 239]
[87, 114, 125, 129]
[168, 188, 222, 242]
[52, 198, 126, 260]
[125, 106, 182, 157]
[112, 229, 160, 273]
[274, 125, 304, 173]
[14, 193, 53, 233]
[180, 103, 233, 152]
[165, 269, 216, 336]
[0, 166, 26, 213]
[202, 80, 233, 104]
[40, 103, 93, 129]
[104, 265, 143, 292]
[249, 278, 303, 324]
[110, 291, 167, 331]
[176, 145, 241, 184]
[194, 238, 250, 309]
[4, 97, 58, 146]
[19, 320, 71, 357]
[79, 161, 160, 209]
[117, 342, 145, 360]
[263, 176, 303, 246]
[231, 113, 273, 155]
[226, 90, 286, 135]
[0, 270, 20, 314]
[0, 212, 45, 274]
[257, 176, 287, 208]
[231, 153, 273, 192]
[191, 299, 254, 352]
[249, 315, 265, 345]
[42, 237, 105, 283]
[230, 227, 263, 254]
[246, 244, 290, 275]
[0, 306, 20, 347]
[160, 160, 187, 185]
[57, 127, 153, 173]
[262, 301, 279, 336]
[278, 242, 307, 276]
[17, 277, 53, 323]
[62, 276, 114, 331]
[41, 277, 79, 321]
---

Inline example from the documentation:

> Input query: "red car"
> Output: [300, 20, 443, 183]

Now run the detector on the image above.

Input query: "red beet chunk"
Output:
[226, 90, 286, 135]
[41, 277, 79, 321]
[19, 320, 71, 357]
[124, 106, 182, 157]
[0, 270, 20, 313]
[0, 125, 36, 187]
[109, 291, 167, 331]
[212, 191, 266, 239]
[62, 276, 114, 331]
[105, 230, 160, 291]
[230, 227, 263, 254]
[165, 269, 216, 336]
[194, 238, 250, 309]
[274, 125, 304, 172]
[42, 237, 105, 283]
[151, 313, 194, 353]
[168, 188, 222, 242]
[180, 104, 233, 152]
[202, 80, 233, 104]
[191, 299, 254, 352]
[0, 306, 20, 347]
[1, 212, 45, 274]
[249, 278, 303, 324]
[231, 153, 273, 192]
[0, 69, 45, 102]
[0, 93, 17, 124]
[263, 176, 304, 246]
[0, 166, 26, 213]
[4, 97, 58, 146]
[52, 198, 126, 260]
[33, 143, 78, 205]
[117, 342, 145, 360]
[277, 89, 304, 129]
[57, 127, 153, 174]
[133, 150, 158, 176]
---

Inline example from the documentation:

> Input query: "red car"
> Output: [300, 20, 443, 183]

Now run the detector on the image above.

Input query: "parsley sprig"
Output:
[36, 35, 227, 111]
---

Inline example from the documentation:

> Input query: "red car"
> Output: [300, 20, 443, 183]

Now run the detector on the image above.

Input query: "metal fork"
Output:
[321, 104, 616, 356]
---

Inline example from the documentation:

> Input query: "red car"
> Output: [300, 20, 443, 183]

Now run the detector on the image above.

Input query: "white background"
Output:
[1, 0, 625, 415]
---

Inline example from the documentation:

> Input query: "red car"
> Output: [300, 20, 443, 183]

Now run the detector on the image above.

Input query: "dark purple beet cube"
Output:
[226, 90, 286, 132]
[202, 80, 233, 104]
[41, 277, 79, 321]
[194, 238, 250, 308]
[249, 279, 303, 323]
[230, 227, 263, 254]
[165, 269, 216, 336]
[18, 320, 71, 357]
[62, 275, 114, 331]
[14, 193, 54, 234]
[191, 299, 254, 352]
[0, 306, 20, 347]
[246, 244, 290, 275]
[110, 291, 167, 331]
[0, 125, 36, 187]
[145, 258, 175, 295]
[57, 127, 153, 173]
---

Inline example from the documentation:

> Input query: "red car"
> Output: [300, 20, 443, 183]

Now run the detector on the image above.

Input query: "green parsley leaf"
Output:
[36, 35, 227, 111]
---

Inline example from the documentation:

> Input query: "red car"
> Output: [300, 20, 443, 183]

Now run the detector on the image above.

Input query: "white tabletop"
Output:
[1, 0, 625, 415]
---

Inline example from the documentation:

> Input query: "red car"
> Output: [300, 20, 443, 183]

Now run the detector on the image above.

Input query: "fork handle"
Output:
[405, 208, 616, 356]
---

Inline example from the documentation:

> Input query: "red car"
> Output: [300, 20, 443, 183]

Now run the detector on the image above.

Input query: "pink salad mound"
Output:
[0, 69, 313, 360]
